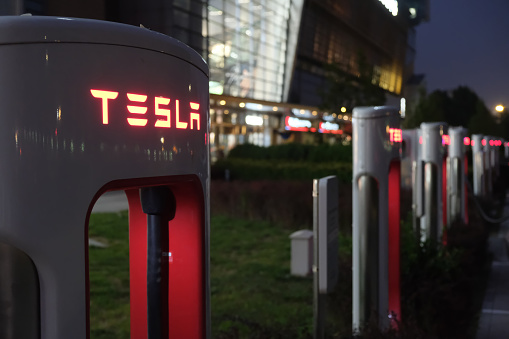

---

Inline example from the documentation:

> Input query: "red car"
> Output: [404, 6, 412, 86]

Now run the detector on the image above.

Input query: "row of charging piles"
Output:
[352, 107, 475, 331]
[472, 135, 505, 197]
[0, 17, 210, 339]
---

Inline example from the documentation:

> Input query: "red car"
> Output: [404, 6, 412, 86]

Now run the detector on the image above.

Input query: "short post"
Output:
[312, 176, 339, 339]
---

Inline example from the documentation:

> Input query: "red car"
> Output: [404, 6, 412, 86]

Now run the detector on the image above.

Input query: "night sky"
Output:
[415, 0, 509, 113]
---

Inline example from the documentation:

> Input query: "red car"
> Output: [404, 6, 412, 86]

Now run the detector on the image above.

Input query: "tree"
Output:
[319, 52, 386, 112]
[404, 85, 505, 138]
[403, 90, 449, 128]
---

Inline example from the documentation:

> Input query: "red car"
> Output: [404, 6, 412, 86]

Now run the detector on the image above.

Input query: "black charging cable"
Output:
[465, 179, 509, 224]
[141, 186, 176, 339]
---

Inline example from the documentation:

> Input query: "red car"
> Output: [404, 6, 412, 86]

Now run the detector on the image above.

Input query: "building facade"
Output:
[1, 0, 428, 159]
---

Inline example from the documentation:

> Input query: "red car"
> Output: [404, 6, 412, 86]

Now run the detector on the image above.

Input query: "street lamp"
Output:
[495, 104, 505, 113]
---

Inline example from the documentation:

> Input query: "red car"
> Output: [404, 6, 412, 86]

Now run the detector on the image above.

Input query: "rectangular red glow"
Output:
[464, 137, 470, 146]
[90, 89, 201, 131]
[442, 135, 450, 146]
[389, 128, 402, 143]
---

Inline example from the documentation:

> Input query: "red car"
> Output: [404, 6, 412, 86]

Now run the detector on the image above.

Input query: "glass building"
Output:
[1, 0, 428, 159]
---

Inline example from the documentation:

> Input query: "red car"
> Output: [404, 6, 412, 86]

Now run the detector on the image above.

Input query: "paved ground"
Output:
[91, 191, 129, 213]
[476, 193, 509, 338]
[89, 191, 129, 247]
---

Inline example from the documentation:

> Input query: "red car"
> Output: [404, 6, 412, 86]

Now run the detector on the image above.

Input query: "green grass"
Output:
[88, 212, 314, 338]
[88, 211, 130, 339]
[210, 215, 313, 338]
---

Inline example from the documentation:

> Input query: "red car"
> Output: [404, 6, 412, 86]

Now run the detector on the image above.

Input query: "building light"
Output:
[239, 102, 245, 108]
[246, 115, 263, 126]
[341, 107, 346, 113]
[378, 0, 398, 16]
[219, 100, 226, 105]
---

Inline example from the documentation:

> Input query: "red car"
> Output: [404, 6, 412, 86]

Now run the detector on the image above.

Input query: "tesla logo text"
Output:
[91, 89, 201, 130]
[389, 128, 402, 143]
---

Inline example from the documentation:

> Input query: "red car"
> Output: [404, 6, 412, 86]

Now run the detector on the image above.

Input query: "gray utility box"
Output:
[290, 229, 313, 276]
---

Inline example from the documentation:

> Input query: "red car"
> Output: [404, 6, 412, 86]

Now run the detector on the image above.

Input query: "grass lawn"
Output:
[88, 212, 314, 338]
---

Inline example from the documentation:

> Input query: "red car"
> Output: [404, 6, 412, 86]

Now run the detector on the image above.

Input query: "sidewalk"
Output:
[476, 194, 509, 338]
[91, 191, 129, 213]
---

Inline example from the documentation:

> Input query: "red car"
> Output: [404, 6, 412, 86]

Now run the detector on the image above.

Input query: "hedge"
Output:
[212, 158, 352, 182]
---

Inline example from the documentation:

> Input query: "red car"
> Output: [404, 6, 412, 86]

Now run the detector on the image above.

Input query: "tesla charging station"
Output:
[472, 134, 485, 197]
[352, 106, 401, 330]
[447, 127, 468, 224]
[0, 17, 209, 339]
[402, 129, 423, 238]
[419, 122, 447, 244]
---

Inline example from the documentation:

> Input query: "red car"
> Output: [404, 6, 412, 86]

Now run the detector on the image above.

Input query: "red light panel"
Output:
[442, 135, 450, 146]
[482, 139, 487, 146]
[464, 137, 470, 146]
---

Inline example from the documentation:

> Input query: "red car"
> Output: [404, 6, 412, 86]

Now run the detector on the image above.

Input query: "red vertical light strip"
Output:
[464, 155, 469, 224]
[167, 181, 205, 339]
[388, 160, 401, 327]
[126, 189, 148, 339]
[442, 157, 448, 245]
[126, 180, 205, 339]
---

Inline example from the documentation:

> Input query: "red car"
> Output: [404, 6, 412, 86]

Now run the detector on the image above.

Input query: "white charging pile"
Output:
[0, 16, 210, 339]
[352, 106, 402, 330]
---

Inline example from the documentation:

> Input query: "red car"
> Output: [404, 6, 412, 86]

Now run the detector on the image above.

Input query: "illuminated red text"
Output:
[389, 128, 402, 143]
[90, 89, 201, 130]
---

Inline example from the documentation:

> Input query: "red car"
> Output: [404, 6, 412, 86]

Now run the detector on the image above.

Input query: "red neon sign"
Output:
[91, 89, 201, 130]
[482, 139, 487, 146]
[319, 122, 343, 134]
[464, 137, 470, 146]
[285, 116, 311, 132]
[389, 128, 402, 143]
[489, 140, 494, 146]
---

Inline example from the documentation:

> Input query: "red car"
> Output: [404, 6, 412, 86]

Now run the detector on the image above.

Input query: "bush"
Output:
[212, 159, 352, 182]
[227, 143, 353, 163]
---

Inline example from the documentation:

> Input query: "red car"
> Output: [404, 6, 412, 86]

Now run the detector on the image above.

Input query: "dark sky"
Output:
[415, 0, 509, 112]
